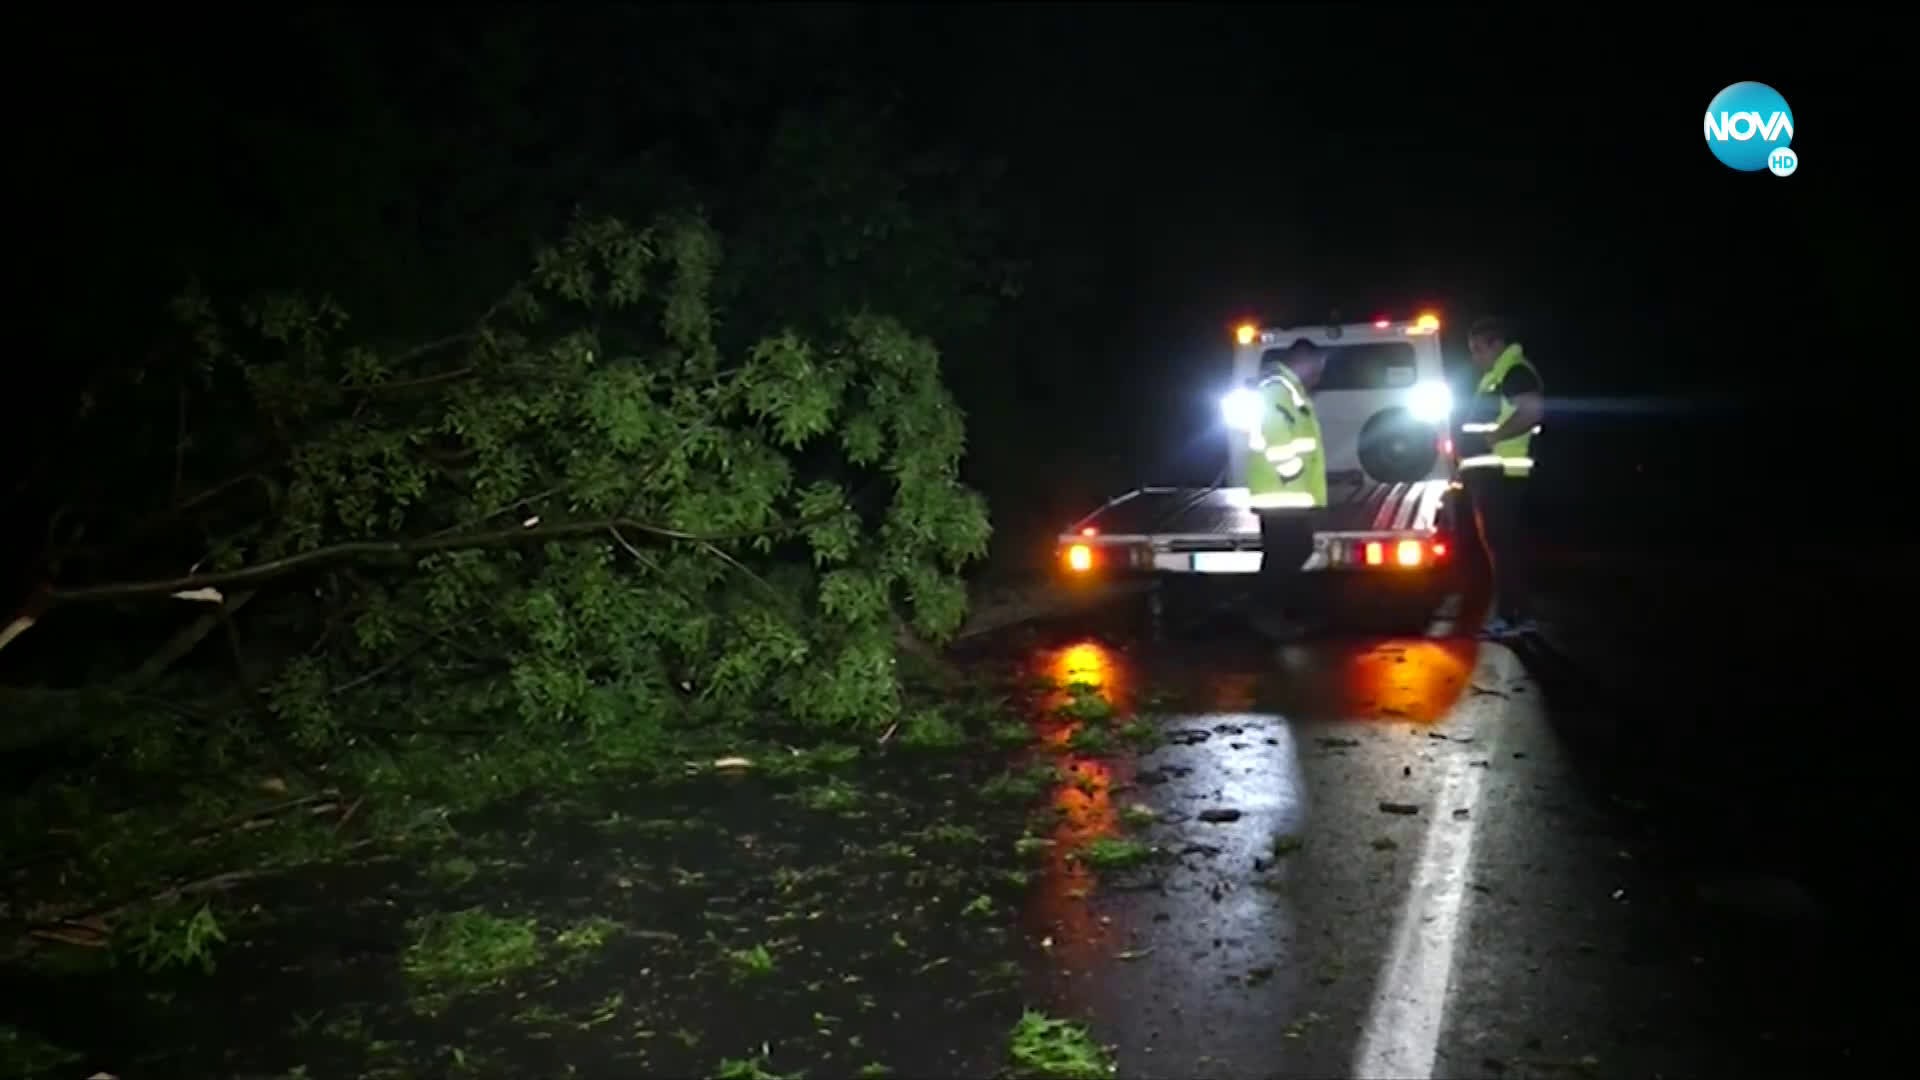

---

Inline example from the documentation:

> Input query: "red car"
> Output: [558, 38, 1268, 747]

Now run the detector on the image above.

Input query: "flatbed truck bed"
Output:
[1057, 472, 1458, 577]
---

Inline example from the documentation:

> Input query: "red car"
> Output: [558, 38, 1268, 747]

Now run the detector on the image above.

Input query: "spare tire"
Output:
[1357, 406, 1439, 483]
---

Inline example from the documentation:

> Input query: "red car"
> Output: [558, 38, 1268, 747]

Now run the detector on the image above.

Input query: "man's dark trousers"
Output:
[1256, 508, 1322, 619]
[1462, 471, 1532, 622]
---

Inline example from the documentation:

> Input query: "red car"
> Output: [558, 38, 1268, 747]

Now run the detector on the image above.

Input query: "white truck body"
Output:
[1059, 314, 1462, 578]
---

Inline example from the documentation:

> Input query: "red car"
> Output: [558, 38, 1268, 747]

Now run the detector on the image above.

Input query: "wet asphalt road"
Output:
[988, 565, 1894, 1080]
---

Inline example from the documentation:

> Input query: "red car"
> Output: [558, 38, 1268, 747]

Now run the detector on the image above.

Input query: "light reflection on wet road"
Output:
[979, 564, 1906, 1079]
[1011, 629, 1523, 1079]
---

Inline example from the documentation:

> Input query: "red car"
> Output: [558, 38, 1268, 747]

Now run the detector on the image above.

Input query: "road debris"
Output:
[1197, 808, 1242, 823]
[1379, 801, 1421, 815]
[1284, 1010, 1326, 1037]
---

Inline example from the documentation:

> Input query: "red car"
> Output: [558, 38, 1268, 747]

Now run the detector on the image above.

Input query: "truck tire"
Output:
[1358, 406, 1441, 484]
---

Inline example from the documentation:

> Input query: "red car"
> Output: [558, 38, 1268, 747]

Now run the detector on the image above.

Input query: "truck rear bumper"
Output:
[1056, 478, 1459, 579]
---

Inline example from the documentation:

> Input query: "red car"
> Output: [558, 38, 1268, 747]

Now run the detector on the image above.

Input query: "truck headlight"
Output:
[1221, 388, 1263, 431]
[1406, 380, 1452, 424]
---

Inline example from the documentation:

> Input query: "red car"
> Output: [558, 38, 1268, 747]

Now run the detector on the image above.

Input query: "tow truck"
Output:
[1055, 312, 1465, 632]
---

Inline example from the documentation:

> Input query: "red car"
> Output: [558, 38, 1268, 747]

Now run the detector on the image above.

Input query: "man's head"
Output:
[1466, 316, 1514, 370]
[1277, 337, 1327, 390]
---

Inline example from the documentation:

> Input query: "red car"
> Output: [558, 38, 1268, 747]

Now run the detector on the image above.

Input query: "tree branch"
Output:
[366, 364, 475, 394]
[40, 511, 825, 609]
[118, 590, 259, 690]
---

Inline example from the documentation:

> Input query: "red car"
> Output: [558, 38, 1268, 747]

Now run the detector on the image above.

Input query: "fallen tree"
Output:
[14, 210, 990, 728]
[1, 211, 1002, 953]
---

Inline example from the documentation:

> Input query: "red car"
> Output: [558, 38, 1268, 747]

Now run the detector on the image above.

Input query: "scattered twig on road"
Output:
[9, 836, 385, 960]
[332, 797, 366, 837]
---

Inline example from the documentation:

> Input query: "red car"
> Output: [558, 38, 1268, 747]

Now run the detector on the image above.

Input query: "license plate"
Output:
[1191, 551, 1262, 574]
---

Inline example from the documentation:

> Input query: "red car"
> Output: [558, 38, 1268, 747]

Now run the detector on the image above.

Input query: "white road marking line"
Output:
[1350, 646, 1522, 1079]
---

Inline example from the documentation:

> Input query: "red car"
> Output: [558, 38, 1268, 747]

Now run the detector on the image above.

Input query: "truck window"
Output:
[1262, 342, 1420, 392]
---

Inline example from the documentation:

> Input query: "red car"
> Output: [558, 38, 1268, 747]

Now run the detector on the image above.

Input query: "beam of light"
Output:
[1535, 394, 1747, 415]
[1406, 380, 1453, 423]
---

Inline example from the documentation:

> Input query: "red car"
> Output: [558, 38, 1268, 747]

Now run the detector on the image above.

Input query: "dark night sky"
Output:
[884, 7, 1899, 497]
[16, 5, 1903, 550]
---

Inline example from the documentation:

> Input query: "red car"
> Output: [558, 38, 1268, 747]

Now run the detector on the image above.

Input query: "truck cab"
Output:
[1224, 314, 1454, 487]
[1056, 313, 1464, 622]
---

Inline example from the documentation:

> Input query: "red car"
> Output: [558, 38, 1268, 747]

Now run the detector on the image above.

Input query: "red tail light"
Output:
[1358, 538, 1447, 568]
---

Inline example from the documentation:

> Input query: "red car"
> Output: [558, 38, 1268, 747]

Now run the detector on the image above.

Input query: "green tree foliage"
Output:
[10, 10, 1023, 766]
[37, 213, 987, 761]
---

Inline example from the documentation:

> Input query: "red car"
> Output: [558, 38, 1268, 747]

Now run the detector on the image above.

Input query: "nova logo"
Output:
[1703, 81, 1795, 174]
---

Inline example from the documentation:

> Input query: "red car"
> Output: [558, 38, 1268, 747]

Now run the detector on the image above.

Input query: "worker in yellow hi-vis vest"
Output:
[1456, 315, 1546, 638]
[1244, 338, 1328, 639]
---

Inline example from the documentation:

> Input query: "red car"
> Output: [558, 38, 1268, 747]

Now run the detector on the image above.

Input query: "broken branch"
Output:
[40, 510, 834, 609]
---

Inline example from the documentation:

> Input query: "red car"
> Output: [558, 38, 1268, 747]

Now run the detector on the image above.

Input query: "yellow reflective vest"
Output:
[1458, 343, 1542, 478]
[1244, 367, 1327, 509]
